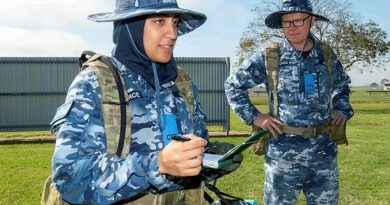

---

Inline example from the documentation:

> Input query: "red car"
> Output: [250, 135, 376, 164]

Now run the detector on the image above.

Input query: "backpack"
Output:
[253, 42, 348, 156]
[41, 51, 202, 205]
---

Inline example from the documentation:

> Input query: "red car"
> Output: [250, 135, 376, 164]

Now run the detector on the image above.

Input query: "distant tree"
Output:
[381, 78, 389, 85]
[370, 82, 379, 87]
[236, 0, 390, 72]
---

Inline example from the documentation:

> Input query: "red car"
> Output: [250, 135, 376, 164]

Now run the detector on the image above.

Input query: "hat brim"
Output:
[88, 8, 207, 35]
[265, 11, 329, 29]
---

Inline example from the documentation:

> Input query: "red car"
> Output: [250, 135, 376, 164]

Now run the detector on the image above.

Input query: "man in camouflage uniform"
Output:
[49, 0, 213, 204]
[225, 0, 354, 204]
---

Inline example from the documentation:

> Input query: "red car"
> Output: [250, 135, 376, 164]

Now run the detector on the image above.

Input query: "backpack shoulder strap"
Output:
[80, 51, 131, 159]
[175, 67, 195, 116]
[41, 52, 132, 205]
[319, 42, 333, 73]
[264, 42, 280, 117]
[319, 42, 334, 111]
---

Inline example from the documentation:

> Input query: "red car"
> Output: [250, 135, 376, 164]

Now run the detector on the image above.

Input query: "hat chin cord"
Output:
[124, 23, 166, 130]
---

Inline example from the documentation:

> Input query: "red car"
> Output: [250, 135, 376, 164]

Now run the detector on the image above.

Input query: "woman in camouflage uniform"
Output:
[49, 0, 210, 204]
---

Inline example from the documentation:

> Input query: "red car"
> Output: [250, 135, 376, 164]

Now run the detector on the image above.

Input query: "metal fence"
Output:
[0, 57, 230, 131]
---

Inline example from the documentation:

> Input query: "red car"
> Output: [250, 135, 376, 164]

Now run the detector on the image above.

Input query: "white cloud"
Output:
[175, 0, 255, 65]
[0, 0, 254, 60]
[348, 69, 390, 86]
[0, 27, 88, 57]
[0, 0, 114, 57]
[180, 0, 224, 10]
[0, 0, 387, 86]
[0, 0, 113, 29]
[1, 0, 112, 17]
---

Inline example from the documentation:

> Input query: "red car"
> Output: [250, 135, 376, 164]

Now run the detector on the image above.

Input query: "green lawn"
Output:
[0, 143, 54, 205]
[201, 99, 387, 204]
[1, 90, 390, 204]
[0, 131, 52, 138]
[212, 103, 390, 205]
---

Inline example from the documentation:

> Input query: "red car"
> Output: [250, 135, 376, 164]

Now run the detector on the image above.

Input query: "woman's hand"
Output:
[158, 134, 207, 176]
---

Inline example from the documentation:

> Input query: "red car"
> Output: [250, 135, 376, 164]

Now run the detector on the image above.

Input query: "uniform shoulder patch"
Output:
[49, 100, 74, 133]
[50, 100, 74, 126]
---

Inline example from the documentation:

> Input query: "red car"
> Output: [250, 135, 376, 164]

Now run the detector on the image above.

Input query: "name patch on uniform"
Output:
[304, 72, 315, 93]
[128, 91, 142, 101]
[161, 114, 179, 146]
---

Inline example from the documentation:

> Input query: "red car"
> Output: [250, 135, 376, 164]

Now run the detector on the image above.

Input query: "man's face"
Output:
[281, 12, 314, 45]
[144, 14, 179, 63]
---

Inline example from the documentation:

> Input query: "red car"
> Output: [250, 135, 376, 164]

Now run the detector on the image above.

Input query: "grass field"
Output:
[0, 131, 52, 138]
[207, 102, 390, 205]
[0, 89, 390, 204]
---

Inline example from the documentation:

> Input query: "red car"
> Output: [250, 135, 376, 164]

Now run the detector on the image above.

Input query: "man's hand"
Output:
[253, 114, 284, 136]
[331, 111, 346, 126]
[158, 134, 207, 177]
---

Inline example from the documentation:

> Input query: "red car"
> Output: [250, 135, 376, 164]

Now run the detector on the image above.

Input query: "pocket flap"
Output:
[50, 100, 74, 133]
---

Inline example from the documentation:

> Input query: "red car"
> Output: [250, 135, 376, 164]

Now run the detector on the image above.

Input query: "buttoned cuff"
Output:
[245, 109, 262, 125]
[146, 152, 169, 191]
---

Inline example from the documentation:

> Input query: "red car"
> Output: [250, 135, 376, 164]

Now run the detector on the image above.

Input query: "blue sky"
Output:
[1, 0, 389, 86]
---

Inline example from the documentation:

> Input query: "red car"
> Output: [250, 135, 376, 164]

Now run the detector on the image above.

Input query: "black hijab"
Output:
[112, 17, 178, 88]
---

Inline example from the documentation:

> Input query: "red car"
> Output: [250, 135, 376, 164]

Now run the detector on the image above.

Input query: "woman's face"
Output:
[144, 14, 179, 63]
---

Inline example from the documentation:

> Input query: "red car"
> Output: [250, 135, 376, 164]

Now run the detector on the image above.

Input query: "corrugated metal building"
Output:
[0, 57, 230, 131]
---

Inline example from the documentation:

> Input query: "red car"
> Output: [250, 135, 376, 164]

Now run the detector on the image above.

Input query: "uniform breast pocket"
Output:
[277, 65, 300, 105]
[130, 96, 155, 121]
[129, 96, 159, 152]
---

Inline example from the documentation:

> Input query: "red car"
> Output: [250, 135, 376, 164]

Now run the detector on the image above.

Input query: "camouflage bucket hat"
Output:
[265, 0, 329, 29]
[88, 0, 207, 35]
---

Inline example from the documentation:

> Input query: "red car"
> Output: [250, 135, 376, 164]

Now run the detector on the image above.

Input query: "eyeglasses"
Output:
[281, 15, 312, 28]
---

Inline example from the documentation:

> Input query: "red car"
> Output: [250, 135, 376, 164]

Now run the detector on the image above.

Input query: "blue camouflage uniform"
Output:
[225, 38, 354, 204]
[50, 58, 208, 204]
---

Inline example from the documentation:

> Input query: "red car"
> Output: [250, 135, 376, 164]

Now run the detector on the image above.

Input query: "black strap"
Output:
[100, 56, 127, 158]
[79, 51, 127, 158]
[204, 190, 214, 204]
[79, 50, 96, 68]
[204, 181, 245, 204]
